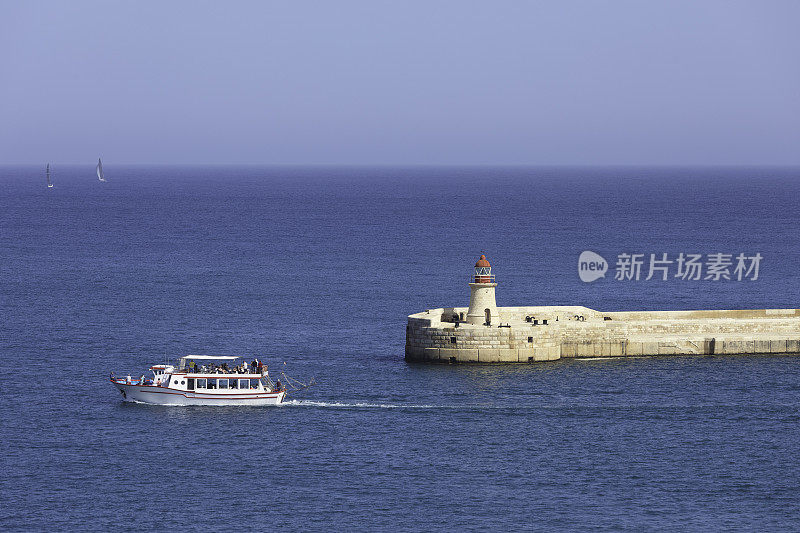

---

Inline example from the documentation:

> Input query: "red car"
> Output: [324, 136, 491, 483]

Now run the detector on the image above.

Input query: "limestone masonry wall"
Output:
[405, 306, 800, 363]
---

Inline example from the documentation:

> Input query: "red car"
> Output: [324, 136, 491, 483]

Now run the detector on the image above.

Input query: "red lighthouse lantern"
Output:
[474, 255, 493, 283]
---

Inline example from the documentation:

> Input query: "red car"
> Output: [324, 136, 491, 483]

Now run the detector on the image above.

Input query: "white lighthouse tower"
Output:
[466, 254, 499, 326]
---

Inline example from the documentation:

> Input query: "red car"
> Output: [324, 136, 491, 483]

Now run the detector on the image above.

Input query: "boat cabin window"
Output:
[217, 378, 229, 389]
[197, 378, 207, 389]
[239, 379, 250, 389]
[249, 379, 260, 389]
[187, 378, 195, 391]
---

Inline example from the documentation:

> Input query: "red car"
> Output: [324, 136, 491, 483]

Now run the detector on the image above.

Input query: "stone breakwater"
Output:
[405, 306, 800, 363]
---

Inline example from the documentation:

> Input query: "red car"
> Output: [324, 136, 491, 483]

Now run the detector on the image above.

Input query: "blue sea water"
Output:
[2, 165, 800, 531]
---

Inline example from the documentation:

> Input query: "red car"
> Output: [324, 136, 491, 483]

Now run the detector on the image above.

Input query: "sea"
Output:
[2, 165, 800, 531]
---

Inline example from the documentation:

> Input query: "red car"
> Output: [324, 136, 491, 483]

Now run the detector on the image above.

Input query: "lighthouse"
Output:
[466, 254, 499, 326]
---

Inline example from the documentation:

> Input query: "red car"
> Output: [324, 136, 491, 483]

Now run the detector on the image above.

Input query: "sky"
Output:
[1, 1, 799, 165]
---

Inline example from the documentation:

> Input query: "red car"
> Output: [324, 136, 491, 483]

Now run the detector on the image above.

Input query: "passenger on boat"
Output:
[243, 361, 249, 372]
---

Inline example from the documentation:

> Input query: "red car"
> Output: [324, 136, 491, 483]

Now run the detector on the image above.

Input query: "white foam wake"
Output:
[284, 399, 437, 409]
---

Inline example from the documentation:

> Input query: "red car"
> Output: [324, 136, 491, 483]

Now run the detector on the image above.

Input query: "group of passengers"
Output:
[122, 374, 152, 386]
[187, 359, 265, 375]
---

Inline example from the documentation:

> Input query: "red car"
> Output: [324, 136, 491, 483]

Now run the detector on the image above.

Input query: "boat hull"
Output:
[111, 382, 286, 406]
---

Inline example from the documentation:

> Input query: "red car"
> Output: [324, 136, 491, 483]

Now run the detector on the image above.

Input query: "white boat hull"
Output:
[112, 381, 286, 406]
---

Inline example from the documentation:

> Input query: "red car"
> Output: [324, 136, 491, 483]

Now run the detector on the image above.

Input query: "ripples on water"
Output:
[2, 166, 800, 530]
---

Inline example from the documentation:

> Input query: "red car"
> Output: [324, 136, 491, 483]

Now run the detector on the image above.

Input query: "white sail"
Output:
[46, 163, 53, 188]
[96, 158, 105, 182]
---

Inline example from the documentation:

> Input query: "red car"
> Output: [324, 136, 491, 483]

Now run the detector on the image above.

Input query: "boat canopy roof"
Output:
[181, 355, 241, 361]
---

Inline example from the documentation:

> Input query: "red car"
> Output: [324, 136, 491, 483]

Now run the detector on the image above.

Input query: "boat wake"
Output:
[283, 399, 438, 409]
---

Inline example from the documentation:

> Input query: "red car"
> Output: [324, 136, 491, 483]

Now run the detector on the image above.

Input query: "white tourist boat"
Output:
[110, 355, 291, 406]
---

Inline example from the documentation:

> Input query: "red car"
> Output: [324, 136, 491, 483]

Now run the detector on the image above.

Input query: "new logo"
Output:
[578, 251, 608, 282]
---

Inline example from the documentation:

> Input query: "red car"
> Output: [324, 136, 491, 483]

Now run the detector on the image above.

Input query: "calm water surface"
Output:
[2, 166, 800, 531]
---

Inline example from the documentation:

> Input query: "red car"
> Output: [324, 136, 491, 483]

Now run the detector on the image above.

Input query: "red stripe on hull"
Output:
[112, 381, 283, 401]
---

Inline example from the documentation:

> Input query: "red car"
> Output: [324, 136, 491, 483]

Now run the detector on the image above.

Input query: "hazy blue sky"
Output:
[1, 1, 798, 165]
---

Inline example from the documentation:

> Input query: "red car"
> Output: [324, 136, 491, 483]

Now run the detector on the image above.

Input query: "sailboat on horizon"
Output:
[46, 163, 53, 188]
[96, 158, 106, 182]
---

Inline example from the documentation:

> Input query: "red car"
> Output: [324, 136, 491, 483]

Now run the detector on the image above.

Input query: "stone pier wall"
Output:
[405, 306, 800, 363]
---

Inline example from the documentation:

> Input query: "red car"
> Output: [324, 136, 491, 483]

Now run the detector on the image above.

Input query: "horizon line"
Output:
[3, 162, 800, 168]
